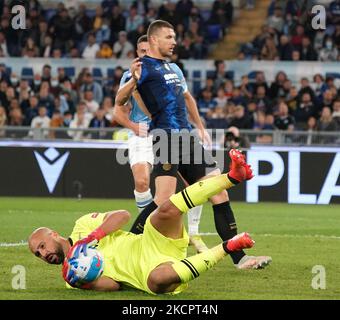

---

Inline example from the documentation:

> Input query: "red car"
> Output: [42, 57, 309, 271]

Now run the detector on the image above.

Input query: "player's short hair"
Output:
[137, 35, 148, 44]
[147, 20, 174, 39]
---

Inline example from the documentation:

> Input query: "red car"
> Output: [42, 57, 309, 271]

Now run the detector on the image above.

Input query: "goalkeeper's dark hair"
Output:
[137, 35, 148, 44]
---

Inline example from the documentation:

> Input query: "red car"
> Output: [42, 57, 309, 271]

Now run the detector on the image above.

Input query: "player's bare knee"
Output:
[157, 201, 180, 220]
[147, 268, 173, 294]
[135, 177, 149, 192]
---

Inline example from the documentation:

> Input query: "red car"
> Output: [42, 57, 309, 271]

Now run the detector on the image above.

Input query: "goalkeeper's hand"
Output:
[62, 258, 91, 289]
[71, 227, 106, 257]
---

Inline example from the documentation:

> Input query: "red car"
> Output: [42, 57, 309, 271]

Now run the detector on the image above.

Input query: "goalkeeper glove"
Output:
[72, 227, 106, 257]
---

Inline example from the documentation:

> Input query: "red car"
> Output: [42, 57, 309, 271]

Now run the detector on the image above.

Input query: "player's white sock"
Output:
[188, 205, 203, 236]
[134, 189, 153, 213]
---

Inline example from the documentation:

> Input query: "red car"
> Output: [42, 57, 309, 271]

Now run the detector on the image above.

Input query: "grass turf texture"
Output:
[0, 197, 339, 300]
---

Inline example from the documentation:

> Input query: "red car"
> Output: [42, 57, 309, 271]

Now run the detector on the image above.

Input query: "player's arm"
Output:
[115, 58, 142, 106]
[82, 276, 121, 292]
[184, 90, 212, 148]
[71, 210, 131, 252]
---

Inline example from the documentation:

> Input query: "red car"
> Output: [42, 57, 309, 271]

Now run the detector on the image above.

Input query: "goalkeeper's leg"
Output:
[150, 151, 252, 239]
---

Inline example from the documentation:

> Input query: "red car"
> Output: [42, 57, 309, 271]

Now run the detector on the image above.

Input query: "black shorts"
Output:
[152, 131, 217, 185]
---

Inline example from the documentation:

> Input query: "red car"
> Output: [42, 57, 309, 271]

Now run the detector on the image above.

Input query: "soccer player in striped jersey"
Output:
[114, 35, 209, 253]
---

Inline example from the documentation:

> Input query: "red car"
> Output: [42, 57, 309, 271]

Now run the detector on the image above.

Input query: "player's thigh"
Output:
[179, 136, 218, 185]
[128, 135, 154, 168]
[150, 200, 183, 239]
[131, 162, 152, 192]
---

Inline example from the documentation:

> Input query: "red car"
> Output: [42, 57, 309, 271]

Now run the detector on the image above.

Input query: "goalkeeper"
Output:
[29, 150, 257, 294]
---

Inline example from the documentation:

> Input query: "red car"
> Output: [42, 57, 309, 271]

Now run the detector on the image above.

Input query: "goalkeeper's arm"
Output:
[82, 276, 121, 292]
[70, 210, 131, 257]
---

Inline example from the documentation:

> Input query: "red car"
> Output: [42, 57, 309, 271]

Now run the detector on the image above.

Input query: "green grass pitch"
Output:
[0, 197, 339, 300]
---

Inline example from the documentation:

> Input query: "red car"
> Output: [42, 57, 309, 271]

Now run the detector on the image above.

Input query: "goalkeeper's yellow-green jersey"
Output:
[68, 212, 189, 294]
[69, 212, 144, 291]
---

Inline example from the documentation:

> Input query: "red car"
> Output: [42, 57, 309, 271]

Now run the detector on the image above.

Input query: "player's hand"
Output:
[72, 236, 98, 257]
[130, 58, 142, 81]
[198, 128, 212, 149]
[131, 122, 148, 137]
[62, 257, 81, 287]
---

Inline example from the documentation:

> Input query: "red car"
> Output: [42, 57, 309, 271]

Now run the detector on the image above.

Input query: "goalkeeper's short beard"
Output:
[54, 242, 65, 265]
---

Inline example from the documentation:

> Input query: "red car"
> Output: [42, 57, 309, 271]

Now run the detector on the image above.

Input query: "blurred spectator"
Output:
[319, 36, 338, 61]
[88, 108, 111, 139]
[254, 85, 272, 114]
[316, 106, 338, 132]
[278, 34, 293, 60]
[83, 90, 100, 114]
[306, 116, 317, 145]
[294, 92, 317, 130]
[210, 0, 233, 32]
[267, 6, 284, 32]
[82, 33, 100, 59]
[113, 31, 134, 59]
[261, 36, 279, 60]
[29, 106, 50, 138]
[93, 5, 104, 31]
[300, 36, 317, 61]
[274, 102, 295, 131]
[223, 126, 250, 150]
[96, 19, 111, 44]
[80, 72, 103, 105]
[206, 105, 228, 129]
[213, 87, 228, 108]
[125, 6, 144, 33]
[23, 95, 39, 126]
[228, 105, 253, 129]
[68, 109, 90, 140]
[332, 99, 340, 127]
[197, 89, 217, 119]
[269, 71, 287, 99]
[49, 110, 64, 139]
[316, 106, 338, 143]
[0, 105, 7, 137]
[74, 4, 93, 41]
[96, 41, 114, 58]
[0, 31, 9, 57]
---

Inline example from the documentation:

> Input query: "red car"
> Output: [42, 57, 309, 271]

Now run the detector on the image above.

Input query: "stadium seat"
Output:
[92, 68, 103, 84]
[64, 67, 75, 79]
[206, 70, 215, 79]
[226, 71, 234, 80]
[192, 70, 202, 96]
[107, 68, 115, 79]
[5, 67, 12, 76]
[248, 71, 259, 81]
[207, 24, 222, 43]
[325, 72, 340, 79]
[21, 67, 34, 80]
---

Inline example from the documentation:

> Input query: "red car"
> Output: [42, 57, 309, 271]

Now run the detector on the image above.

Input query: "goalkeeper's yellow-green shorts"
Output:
[140, 216, 190, 295]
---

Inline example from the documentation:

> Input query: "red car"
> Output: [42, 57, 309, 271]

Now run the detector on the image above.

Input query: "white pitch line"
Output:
[0, 241, 28, 247]
[200, 232, 340, 240]
[1, 233, 340, 248]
